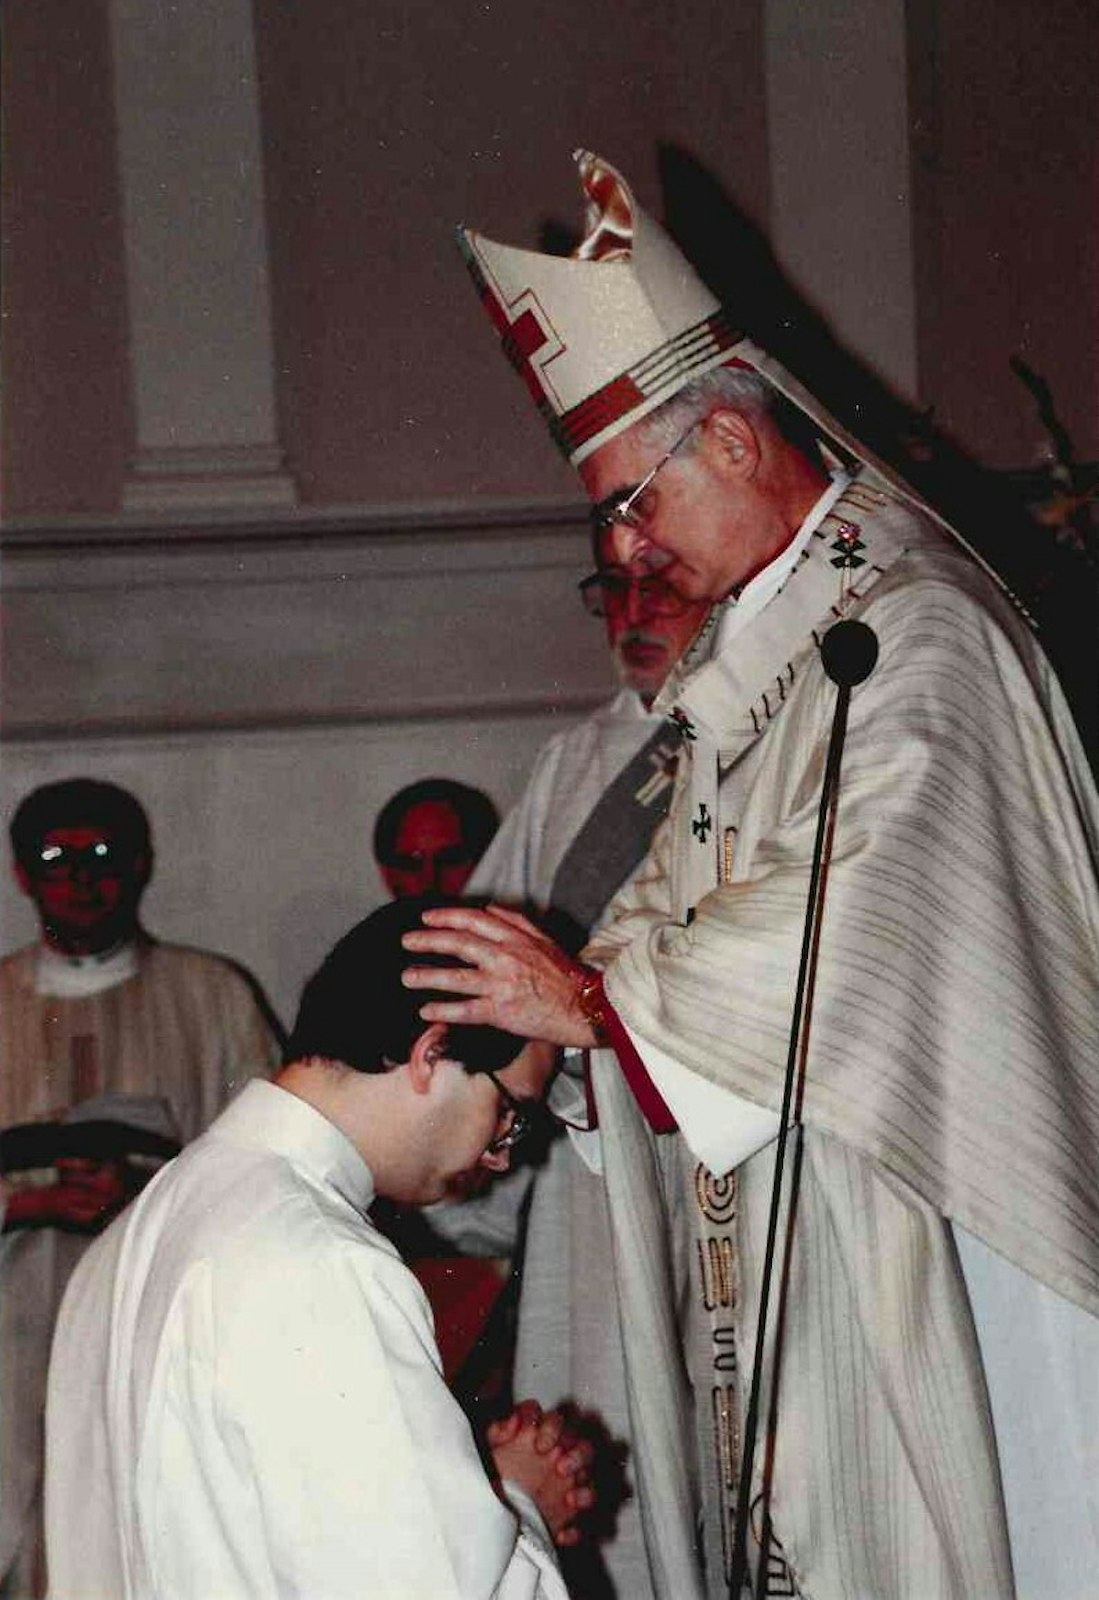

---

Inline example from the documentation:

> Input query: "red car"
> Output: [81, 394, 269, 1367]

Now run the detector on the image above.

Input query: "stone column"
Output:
[109, 0, 295, 511]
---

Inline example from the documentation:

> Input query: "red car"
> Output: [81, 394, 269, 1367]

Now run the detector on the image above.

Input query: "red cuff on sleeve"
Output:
[594, 982, 679, 1135]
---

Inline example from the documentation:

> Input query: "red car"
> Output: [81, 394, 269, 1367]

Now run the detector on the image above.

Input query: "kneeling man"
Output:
[45, 897, 591, 1599]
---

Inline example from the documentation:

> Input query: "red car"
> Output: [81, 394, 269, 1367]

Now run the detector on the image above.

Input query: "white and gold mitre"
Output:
[457, 150, 745, 466]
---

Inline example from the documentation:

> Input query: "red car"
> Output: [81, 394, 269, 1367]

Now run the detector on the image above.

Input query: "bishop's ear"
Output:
[704, 406, 762, 480]
[407, 1022, 452, 1095]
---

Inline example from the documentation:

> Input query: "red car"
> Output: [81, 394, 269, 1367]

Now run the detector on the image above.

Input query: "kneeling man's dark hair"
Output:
[287, 895, 525, 1077]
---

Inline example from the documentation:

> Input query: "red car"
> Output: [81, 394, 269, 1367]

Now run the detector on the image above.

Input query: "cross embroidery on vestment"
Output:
[692, 802, 713, 844]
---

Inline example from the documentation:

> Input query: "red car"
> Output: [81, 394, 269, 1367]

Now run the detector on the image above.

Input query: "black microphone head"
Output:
[821, 619, 879, 687]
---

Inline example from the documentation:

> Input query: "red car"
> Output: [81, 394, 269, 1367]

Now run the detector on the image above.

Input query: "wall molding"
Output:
[1, 503, 610, 744]
[0, 494, 586, 555]
[1, 691, 609, 749]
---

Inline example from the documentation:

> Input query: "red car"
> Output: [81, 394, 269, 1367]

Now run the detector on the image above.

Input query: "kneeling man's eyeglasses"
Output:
[484, 1071, 537, 1154]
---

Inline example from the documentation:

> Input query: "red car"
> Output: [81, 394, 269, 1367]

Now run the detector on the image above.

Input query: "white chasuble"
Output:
[586, 475, 1099, 1599]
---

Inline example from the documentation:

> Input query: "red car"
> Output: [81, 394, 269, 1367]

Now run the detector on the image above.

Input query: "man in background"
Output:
[46, 898, 594, 1600]
[1, 778, 280, 1140]
[1, 776, 280, 1597]
[374, 777, 499, 899]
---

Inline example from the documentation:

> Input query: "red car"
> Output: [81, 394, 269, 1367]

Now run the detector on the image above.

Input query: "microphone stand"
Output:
[727, 618, 878, 1599]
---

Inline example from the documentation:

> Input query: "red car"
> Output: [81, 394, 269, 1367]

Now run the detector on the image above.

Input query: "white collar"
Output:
[213, 1080, 375, 1216]
[35, 939, 140, 999]
[654, 472, 850, 714]
[715, 471, 849, 651]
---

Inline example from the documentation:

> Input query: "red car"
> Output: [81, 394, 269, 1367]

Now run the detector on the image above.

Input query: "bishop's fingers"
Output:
[400, 960, 489, 995]
[416, 905, 517, 941]
[480, 904, 557, 945]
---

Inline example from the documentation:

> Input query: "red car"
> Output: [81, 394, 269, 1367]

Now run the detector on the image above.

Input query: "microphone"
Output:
[730, 614, 879, 1599]
[821, 619, 878, 687]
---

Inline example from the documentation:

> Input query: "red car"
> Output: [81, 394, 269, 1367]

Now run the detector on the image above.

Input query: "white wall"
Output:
[0, 710, 580, 1029]
[764, 0, 917, 401]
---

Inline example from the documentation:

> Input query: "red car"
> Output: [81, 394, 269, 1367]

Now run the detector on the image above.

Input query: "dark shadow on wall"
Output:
[660, 144, 1098, 771]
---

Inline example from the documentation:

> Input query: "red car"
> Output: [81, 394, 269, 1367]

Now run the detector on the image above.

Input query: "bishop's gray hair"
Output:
[637, 363, 826, 470]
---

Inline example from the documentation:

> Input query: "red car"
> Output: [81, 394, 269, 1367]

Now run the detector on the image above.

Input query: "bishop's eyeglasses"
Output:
[587, 418, 701, 540]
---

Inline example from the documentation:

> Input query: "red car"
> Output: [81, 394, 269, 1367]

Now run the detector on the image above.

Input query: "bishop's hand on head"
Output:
[401, 904, 597, 1049]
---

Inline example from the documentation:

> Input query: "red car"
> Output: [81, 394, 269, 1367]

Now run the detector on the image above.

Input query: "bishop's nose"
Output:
[608, 521, 647, 568]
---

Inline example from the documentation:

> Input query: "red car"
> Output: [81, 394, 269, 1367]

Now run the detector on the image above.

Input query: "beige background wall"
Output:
[909, 0, 1099, 467]
[3, 0, 1096, 1024]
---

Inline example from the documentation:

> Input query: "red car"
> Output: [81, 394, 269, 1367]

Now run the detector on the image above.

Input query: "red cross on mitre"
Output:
[485, 286, 567, 410]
